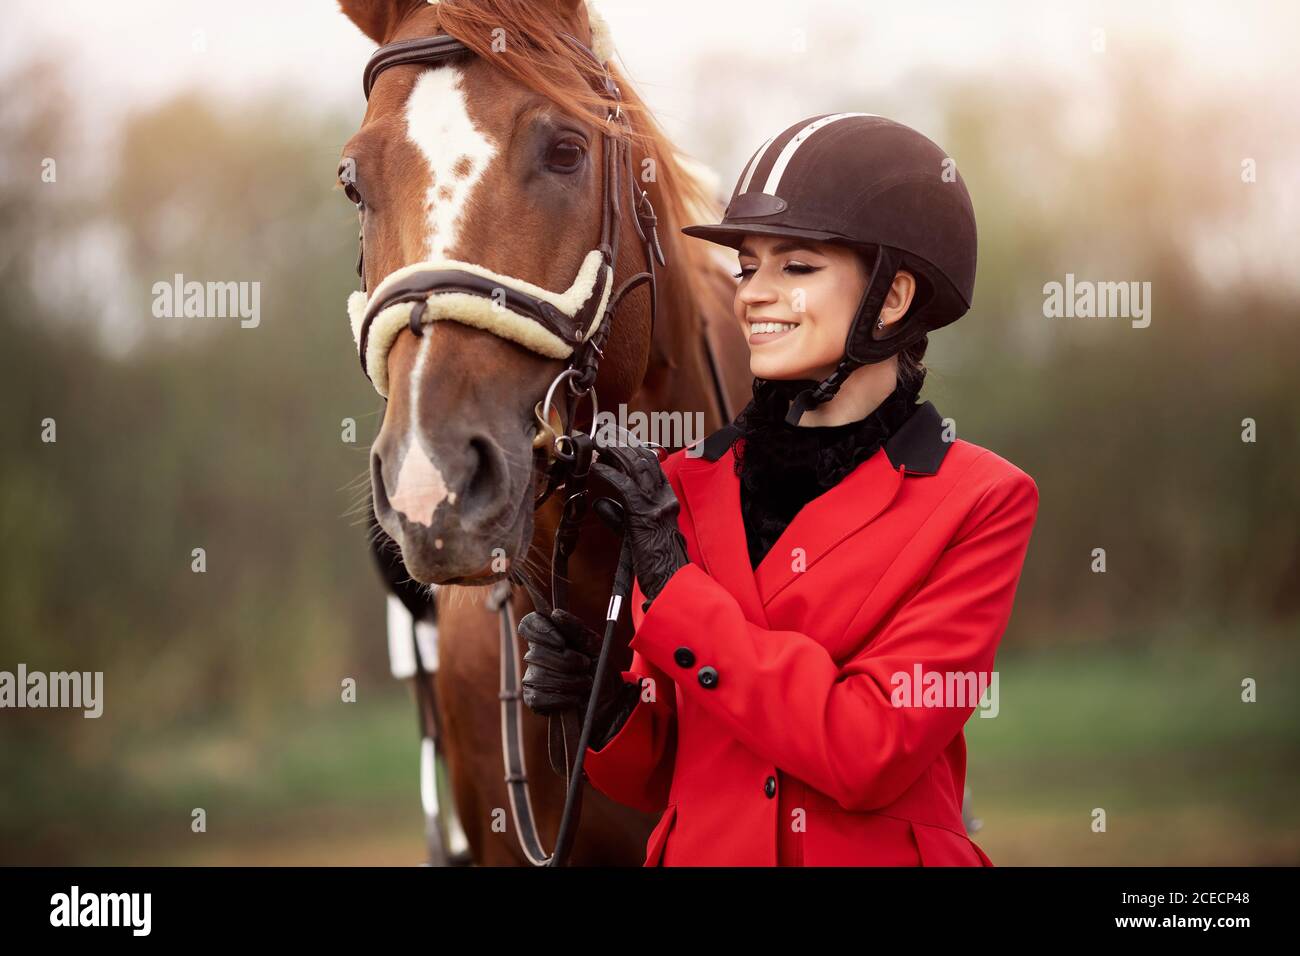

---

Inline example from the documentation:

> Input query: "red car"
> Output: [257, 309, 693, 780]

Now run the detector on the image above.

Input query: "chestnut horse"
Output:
[338, 0, 750, 864]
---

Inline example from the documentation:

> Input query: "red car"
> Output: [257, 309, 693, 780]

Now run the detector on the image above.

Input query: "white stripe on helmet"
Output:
[737, 134, 777, 195]
[761, 112, 874, 196]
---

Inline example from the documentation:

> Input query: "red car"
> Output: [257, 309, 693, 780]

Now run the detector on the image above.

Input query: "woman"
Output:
[520, 114, 1039, 866]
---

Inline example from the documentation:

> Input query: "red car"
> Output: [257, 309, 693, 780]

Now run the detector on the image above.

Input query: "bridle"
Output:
[352, 28, 666, 867]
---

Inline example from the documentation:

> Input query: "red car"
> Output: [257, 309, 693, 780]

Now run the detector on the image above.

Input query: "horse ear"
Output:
[338, 0, 428, 45]
[542, 0, 613, 62]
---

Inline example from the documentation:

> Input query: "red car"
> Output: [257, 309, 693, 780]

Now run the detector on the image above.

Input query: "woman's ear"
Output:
[877, 269, 917, 334]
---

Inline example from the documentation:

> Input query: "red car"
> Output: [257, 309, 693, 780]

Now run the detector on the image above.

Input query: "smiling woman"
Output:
[682, 113, 976, 427]
[527, 113, 1042, 867]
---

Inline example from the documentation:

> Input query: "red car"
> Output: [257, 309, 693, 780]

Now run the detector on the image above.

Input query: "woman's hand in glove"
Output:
[520, 608, 640, 747]
[589, 441, 690, 610]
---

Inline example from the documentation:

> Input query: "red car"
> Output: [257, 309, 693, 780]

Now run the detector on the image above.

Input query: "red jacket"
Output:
[584, 401, 1039, 866]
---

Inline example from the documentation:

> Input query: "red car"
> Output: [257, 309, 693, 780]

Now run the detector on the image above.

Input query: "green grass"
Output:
[0, 691, 427, 865]
[3, 632, 1297, 864]
[965, 632, 1300, 864]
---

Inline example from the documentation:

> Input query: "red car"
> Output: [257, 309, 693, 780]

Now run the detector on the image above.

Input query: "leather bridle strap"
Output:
[362, 34, 471, 98]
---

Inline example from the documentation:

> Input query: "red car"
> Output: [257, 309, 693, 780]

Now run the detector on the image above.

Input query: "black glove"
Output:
[589, 442, 690, 612]
[520, 608, 642, 749]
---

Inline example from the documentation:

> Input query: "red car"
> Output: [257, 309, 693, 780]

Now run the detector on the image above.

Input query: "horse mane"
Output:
[429, 0, 725, 288]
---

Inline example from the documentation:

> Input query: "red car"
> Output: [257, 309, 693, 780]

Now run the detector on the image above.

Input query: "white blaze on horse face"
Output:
[390, 333, 452, 527]
[403, 65, 497, 261]
[391, 440, 450, 528]
[389, 65, 494, 526]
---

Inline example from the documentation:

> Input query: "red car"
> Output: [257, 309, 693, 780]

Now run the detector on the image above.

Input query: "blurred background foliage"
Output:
[1, 29, 1296, 863]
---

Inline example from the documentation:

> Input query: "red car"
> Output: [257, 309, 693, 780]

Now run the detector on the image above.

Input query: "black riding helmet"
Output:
[682, 113, 977, 425]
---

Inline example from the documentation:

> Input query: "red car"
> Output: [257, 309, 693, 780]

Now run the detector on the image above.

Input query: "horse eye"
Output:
[545, 139, 585, 173]
[338, 158, 363, 206]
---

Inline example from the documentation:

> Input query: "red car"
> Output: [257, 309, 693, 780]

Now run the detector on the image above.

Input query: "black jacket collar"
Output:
[696, 399, 951, 476]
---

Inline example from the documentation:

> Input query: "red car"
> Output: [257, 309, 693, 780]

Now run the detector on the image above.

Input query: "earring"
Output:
[876, 317, 885, 329]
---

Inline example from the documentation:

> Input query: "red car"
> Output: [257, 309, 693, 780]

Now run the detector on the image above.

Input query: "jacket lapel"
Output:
[753, 450, 904, 604]
[678, 448, 771, 626]
[677, 400, 951, 619]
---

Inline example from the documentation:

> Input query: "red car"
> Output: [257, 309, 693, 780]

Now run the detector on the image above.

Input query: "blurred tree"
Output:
[0, 60, 391, 742]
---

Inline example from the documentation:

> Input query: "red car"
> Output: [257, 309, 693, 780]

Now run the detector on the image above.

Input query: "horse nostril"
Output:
[371, 451, 392, 517]
[461, 435, 501, 517]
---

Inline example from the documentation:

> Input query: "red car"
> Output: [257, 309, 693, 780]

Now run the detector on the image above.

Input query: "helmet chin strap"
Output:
[783, 245, 926, 426]
[782, 357, 859, 427]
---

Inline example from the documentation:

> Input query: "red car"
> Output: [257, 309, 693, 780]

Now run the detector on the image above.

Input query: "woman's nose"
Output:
[737, 269, 777, 305]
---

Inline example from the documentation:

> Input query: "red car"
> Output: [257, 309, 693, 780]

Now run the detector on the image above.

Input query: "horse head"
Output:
[339, 0, 713, 586]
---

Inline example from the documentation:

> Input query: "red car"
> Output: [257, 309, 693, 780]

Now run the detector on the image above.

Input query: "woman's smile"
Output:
[748, 320, 800, 345]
